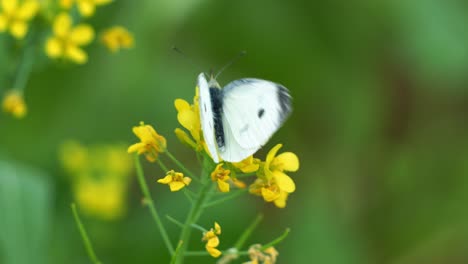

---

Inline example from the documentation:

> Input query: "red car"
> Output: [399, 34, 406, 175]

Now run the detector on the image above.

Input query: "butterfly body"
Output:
[198, 73, 292, 163]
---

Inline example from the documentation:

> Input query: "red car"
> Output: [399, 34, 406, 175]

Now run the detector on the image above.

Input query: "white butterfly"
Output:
[198, 73, 292, 163]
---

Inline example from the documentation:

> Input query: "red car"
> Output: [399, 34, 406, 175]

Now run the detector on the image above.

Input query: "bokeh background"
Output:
[2, 0, 468, 263]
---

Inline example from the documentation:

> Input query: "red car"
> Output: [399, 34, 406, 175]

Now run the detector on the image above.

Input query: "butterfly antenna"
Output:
[172, 45, 207, 76]
[214, 50, 247, 79]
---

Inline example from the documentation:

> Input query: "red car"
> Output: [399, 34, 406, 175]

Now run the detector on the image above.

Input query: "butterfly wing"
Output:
[219, 79, 292, 162]
[197, 73, 220, 163]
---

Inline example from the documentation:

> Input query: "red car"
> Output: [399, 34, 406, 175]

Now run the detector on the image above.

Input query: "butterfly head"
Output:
[207, 71, 221, 89]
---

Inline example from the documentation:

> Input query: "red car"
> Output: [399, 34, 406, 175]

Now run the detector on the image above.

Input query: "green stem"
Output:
[165, 150, 198, 180]
[261, 228, 290, 250]
[134, 154, 174, 254]
[166, 215, 206, 233]
[175, 157, 214, 264]
[71, 203, 102, 264]
[170, 241, 184, 264]
[13, 39, 35, 93]
[157, 159, 169, 172]
[202, 189, 247, 208]
[234, 214, 264, 249]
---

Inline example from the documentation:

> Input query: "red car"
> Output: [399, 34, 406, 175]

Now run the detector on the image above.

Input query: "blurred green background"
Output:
[2, 0, 468, 263]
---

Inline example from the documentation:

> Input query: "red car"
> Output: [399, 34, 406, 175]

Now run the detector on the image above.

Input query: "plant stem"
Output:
[165, 150, 198, 180]
[203, 189, 247, 208]
[234, 214, 264, 249]
[184, 251, 249, 256]
[166, 215, 206, 233]
[170, 241, 184, 264]
[261, 228, 290, 250]
[71, 203, 102, 264]
[175, 157, 214, 264]
[134, 154, 174, 254]
[13, 38, 35, 93]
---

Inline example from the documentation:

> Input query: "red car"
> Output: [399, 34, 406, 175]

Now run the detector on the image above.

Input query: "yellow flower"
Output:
[264, 144, 298, 193]
[202, 222, 222, 258]
[2, 90, 27, 118]
[245, 245, 278, 264]
[249, 144, 298, 208]
[100, 26, 134, 52]
[128, 122, 167, 162]
[59, 0, 112, 17]
[0, 0, 38, 39]
[157, 170, 191, 192]
[45, 12, 94, 64]
[75, 179, 125, 220]
[232, 156, 260, 173]
[211, 163, 231, 192]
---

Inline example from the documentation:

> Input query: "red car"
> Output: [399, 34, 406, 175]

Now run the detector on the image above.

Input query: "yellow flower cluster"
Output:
[2, 90, 27, 118]
[60, 141, 133, 220]
[157, 170, 191, 192]
[128, 122, 167, 162]
[45, 12, 94, 64]
[0, 0, 39, 39]
[245, 245, 279, 264]
[202, 222, 222, 258]
[249, 144, 298, 208]
[100, 26, 134, 53]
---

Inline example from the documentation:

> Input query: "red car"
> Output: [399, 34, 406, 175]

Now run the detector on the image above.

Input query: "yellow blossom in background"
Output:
[232, 155, 260, 173]
[59, 0, 112, 17]
[2, 90, 27, 118]
[128, 121, 167, 162]
[45, 12, 94, 64]
[211, 163, 231, 192]
[157, 170, 191, 192]
[100, 26, 134, 53]
[60, 141, 133, 220]
[202, 222, 222, 258]
[74, 179, 125, 220]
[245, 245, 279, 264]
[0, 0, 39, 39]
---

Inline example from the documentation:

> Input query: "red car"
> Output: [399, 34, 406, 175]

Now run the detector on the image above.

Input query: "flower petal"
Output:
[53, 13, 72, 37]
[69, 25, 94, 45]
[127, 142, 144, 154]
[264, 144, 282, 179]
[273, 191, 288, 208]
[2, 0, 17, 14]
[206, 246, 222, 258]
[177, 108, 198, 131]
[182, 177, 192, 186]
[217, 179, 230, 193]
[169, 181, 185, 192]
[206, 236, 219, 248]
[214, 222, 221, 235]
[272, 171, 295, 193]
[10, 21, 27, 39]
[157, 175, 172, 184]
[78, 1, 95, 17]
[174, 99, 190, 112]
[45, 37, 62, 58]
[261, 187, 280, 202]
[273, 152, 299, 172]
[95, 0, 112, 5]
[65, 45, 88, 64]
[17, 0, 39, 20]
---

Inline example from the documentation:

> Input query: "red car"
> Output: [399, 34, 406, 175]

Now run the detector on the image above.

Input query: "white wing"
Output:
[219, 79, 292, 162]
[197, 73, 220, 163]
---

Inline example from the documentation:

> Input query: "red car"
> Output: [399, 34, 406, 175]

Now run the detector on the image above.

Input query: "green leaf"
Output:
[0, 160, 52, 264]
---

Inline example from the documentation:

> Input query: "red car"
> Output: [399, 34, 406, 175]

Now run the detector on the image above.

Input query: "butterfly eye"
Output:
[258, 108, 265, 118]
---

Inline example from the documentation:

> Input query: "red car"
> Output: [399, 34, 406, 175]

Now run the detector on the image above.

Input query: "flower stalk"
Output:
[71, 203, 102, 264]
[134, 153, 174, 254]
